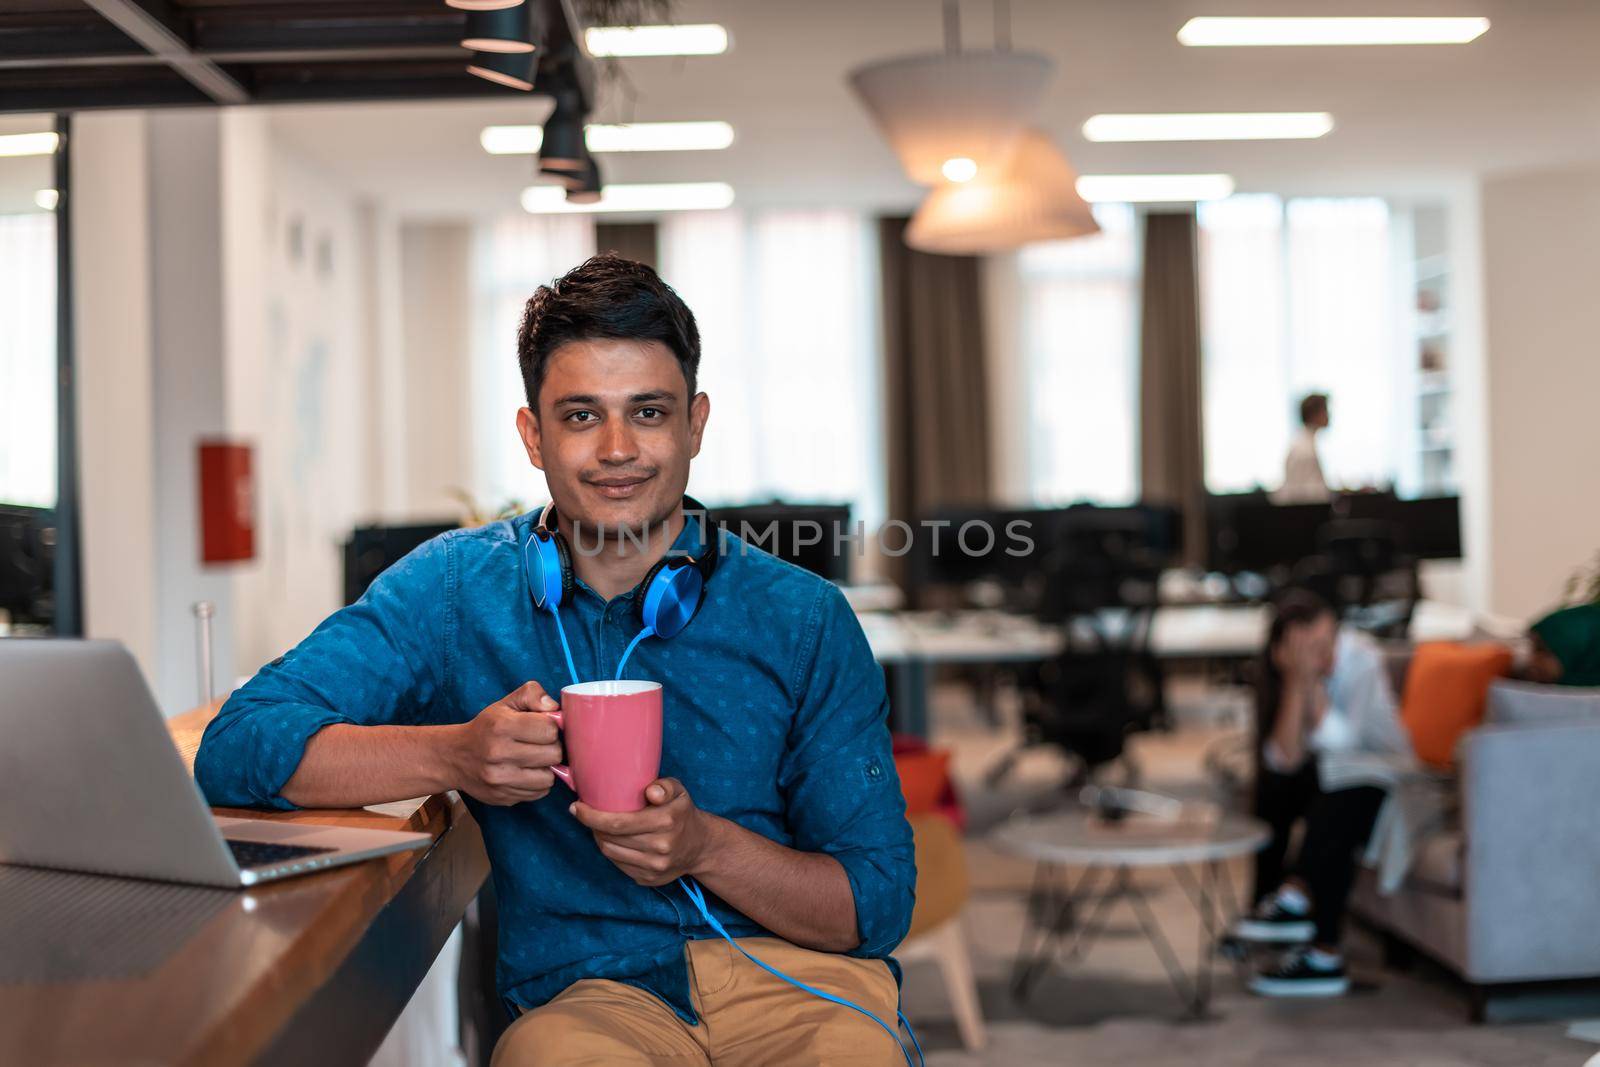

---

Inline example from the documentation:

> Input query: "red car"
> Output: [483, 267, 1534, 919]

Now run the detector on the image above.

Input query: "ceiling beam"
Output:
[81, 0, 250, 104]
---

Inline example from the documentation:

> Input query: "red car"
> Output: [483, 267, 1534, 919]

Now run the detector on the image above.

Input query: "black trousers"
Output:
[1252, 761, 1385, 947]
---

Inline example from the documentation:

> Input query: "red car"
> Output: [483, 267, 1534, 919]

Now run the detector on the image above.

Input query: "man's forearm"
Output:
[280, 722, 460, 808]
[690, 814, 860, 953]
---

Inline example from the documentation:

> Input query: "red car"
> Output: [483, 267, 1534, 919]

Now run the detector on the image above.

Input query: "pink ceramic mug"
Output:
[548, 680, 663, 812]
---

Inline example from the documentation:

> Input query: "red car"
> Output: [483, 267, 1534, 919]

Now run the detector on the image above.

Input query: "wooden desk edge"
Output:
[165, 702, 481, 1066]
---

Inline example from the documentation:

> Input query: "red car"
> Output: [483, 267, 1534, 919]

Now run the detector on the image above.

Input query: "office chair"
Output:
[986, 534, 1165, 793]
[1292, 519, 1420, 639]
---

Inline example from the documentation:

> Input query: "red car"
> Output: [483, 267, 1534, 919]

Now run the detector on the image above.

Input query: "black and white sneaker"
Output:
[1232, 897, 1316, 944]
[1249, 947, 1351, 998]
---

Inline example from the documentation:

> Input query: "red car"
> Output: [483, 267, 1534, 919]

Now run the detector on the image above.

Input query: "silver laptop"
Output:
[0, 639, 431, 888]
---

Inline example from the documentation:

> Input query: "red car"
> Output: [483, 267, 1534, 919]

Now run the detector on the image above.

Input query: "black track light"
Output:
[466, 49, 536, 91]
[538, 84, 586, 170]
[564, 157, 602, 204]
[462, 4, 542, 54]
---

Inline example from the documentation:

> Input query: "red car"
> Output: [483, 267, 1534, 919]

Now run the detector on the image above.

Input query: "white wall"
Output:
[72, 108, 420, 710]
[148, 112, 239, 713]
[72, 112, 158, 684]
[1476, 165, 1600, 620]
[223, 111, 377, 676]
[398, 222, 474, 521]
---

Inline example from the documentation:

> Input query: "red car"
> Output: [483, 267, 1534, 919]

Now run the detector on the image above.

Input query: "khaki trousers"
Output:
[491, 938, 903, 1067]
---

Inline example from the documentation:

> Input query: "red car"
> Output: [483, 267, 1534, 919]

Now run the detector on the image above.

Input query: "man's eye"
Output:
[636, 407, 664, 420]
[566, 410, 598, 424]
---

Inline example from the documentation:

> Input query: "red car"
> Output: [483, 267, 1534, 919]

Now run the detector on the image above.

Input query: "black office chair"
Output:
[986, 533, 1165, 793]
[1292, 519, 1420, 638]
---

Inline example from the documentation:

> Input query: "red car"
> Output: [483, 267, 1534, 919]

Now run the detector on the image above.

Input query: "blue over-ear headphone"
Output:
[524, 496, 720, 682]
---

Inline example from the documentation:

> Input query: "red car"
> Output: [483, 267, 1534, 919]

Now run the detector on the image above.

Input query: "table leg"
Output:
[1012, 864, 1107, 999]
[1121, 872, 1206, 1017]
[885, 660, 931, 739]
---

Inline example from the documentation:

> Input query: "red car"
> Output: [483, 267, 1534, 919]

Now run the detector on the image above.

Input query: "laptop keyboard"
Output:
[224, 839, 338, 870]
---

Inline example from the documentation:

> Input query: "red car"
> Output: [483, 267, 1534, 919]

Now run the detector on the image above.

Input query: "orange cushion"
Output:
[1400, 642, 1514, 768]
[894, 749, 951, 815]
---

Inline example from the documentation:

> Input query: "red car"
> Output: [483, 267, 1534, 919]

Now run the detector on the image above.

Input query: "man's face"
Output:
[515, 338, 709, 539]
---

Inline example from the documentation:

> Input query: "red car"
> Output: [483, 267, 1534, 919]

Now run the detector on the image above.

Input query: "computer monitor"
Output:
[1205, 494, 1331, 574]
[0, 504, 56, 628]
[707, 502, 853, 582]
[342, 521, 458, 606]
[1344, 493, 1461, 559]
[1056, 503, 1183, 568]
[907, 505, 1060, 593]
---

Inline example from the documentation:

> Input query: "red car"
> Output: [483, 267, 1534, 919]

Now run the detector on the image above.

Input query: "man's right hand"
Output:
[447, 681, 563, 806]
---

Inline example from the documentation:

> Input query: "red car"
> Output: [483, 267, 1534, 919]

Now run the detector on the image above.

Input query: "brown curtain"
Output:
[878, 216, 993, 538]
[595, 221, 658, 269]
[1138, 210, 1206, 564]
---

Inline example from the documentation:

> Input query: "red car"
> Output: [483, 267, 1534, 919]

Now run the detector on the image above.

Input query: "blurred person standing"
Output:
[1274, 393, 1331, 504]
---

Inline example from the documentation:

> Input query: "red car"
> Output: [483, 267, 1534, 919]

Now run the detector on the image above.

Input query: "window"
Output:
[1015, 203, 1141, 505]
[659, 209, 885, 531]
[0, 212, 57, 508]
[1199, 195, 1400, 493]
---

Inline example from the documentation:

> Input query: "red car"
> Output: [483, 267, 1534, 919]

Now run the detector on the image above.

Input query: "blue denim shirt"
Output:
[195, 512, 915, 1022]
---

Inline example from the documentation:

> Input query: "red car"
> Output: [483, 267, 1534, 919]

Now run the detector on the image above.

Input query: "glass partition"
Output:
[0, 113, 65, 635]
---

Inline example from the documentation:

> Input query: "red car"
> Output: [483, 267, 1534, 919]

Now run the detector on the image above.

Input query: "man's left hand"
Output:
[572, 778, 717, 887]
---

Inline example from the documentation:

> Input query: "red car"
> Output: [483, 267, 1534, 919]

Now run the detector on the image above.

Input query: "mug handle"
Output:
[546, 708, 575, 793]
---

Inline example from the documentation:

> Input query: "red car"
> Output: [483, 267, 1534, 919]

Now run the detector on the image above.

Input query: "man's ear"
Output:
[687, 392, 710, 459]
[516, 406, 545, 471]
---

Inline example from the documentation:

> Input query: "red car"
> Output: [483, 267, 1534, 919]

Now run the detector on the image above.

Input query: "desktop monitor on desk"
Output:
[907, 506, 1053, 597]
[707, 502, 852, 582]
[908, 503, 1180, 610]
[0, 504, 56, 629]
[1205, 494, 1331, 576]
[1344, 493, 1461, 559]
[342, 521, 458, 606]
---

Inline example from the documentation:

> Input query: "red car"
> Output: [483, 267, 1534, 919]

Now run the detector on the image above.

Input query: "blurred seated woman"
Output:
[1235, 590, 1413, 998]
[1526, 603, 1600, 687]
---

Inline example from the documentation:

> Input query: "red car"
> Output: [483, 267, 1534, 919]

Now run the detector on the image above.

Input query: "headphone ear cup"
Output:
[634, 557, 672, 631]
[528, 529, 575, 610]
[551, 530, 574, 602]
[637, 557, 705, 640]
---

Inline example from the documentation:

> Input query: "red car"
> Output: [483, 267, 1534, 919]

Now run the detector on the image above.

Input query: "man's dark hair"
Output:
[516, 253, 700, 411]
[1299, 392, 1329, 427]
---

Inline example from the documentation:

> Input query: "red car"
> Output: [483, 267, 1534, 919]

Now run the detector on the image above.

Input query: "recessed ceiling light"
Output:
[34, 189, 58, 211]
[1075, 174, 1235, 203]
[480, 121, 735, 155]
[1083, 112, 1334, 142]
[521, 181, 735, 214]
[585, 24, 729, 57]
[941, 157, 979, 183]
[0, 132, 59, 158]
[1177, 17, 1489, 47]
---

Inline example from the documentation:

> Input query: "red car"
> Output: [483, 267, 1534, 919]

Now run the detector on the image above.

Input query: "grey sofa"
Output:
[1350, 676, 1600, 1020]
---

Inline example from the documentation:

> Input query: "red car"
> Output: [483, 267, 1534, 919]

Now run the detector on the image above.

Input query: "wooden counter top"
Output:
[0, 702, 490, 1067]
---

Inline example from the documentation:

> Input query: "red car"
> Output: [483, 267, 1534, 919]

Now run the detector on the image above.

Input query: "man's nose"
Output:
[599, 419, 638, 463]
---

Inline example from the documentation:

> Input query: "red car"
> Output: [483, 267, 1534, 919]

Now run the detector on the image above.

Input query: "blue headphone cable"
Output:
[536, 554, 923, 1065]
[678, 877, 924, 1067]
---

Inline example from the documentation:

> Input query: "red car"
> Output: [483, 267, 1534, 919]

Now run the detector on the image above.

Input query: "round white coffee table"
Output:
[993, 803, 1270, 1018]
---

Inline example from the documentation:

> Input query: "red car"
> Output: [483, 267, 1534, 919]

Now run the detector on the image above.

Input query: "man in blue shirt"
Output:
[195, 254, 916, 1065]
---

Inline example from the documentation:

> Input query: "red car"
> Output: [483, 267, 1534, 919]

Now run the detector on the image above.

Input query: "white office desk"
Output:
[863, 601, 1497, 736]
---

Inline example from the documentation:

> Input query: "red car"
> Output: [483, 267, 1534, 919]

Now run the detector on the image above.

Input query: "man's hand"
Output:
[572, 778, 715, 886]
[447, 681, 563, 806]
